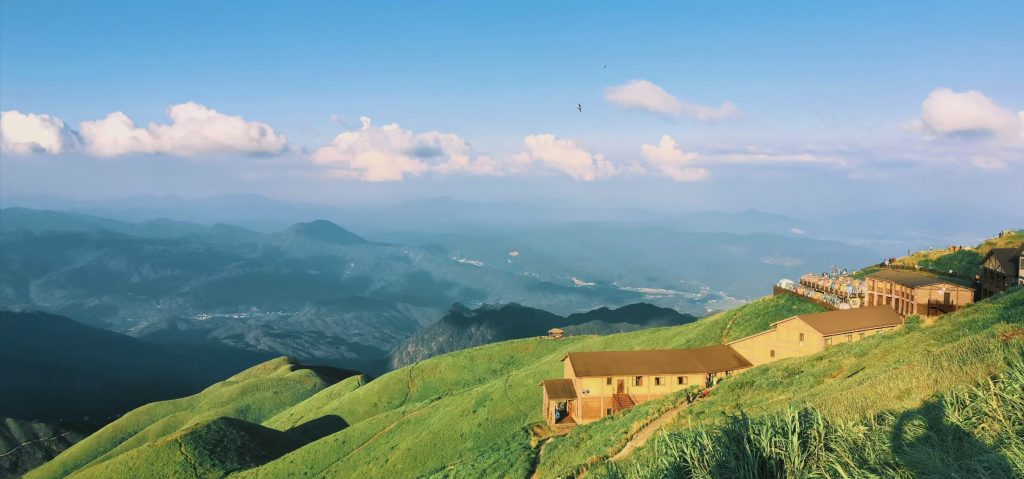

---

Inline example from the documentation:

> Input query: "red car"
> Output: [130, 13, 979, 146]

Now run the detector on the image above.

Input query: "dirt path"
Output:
[608, 402, 689, 461]
[527, 437, 551, 479]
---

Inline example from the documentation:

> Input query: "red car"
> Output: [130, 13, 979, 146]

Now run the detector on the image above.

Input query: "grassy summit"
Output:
[27, 286, 1024, 478]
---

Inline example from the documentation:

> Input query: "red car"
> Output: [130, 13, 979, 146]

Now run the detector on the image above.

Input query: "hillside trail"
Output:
[607, 402, 688, 461]
[609, 386, 717, 462]
[528, 437, 552, 479]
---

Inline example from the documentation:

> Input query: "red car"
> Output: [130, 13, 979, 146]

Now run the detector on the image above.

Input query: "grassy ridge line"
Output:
[67, 417, 305, 479]
[234, 295, 821, 478]
[25, 358, 333, 479]
[584, 288, 1024, 478]
[892, 229, 1024, 278]
[262, 375, 367, 435]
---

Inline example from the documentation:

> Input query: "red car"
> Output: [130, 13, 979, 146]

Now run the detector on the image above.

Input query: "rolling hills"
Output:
[26, 286, 1024, 478]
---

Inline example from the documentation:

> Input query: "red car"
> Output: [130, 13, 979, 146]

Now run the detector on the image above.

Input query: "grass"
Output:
[593, 352, 1024, 478]
[28, 289, 1023, 479]
[66, 417, 304, 479]
[893, 229, 1024, 279]
[25, 357, 335, 479]
[582, 288, 1024, 478]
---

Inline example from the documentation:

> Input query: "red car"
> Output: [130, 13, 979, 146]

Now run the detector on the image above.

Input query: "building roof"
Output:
[793, 306, 903, 336]
[548, 328, 565, 334]
[981, 245, 1024, 274]
[540, 379, 577, 400]
[562, 344, 752, 377]
[867, 269, 959, 288]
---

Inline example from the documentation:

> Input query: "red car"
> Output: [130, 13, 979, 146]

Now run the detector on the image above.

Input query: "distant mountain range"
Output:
[0, 206, 890, 375]
[391, 302, 697, 368]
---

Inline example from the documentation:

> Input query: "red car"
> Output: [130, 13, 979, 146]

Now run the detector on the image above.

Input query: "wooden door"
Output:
[616, 379, 624, 394]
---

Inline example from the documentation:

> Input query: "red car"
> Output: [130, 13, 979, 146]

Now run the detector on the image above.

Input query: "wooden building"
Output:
[547, 327, 565, 339]
[980, 245, 1024, 298]
[728, 306, 903, 366]
[540, 345, 751, 426]
[864, 270, 974, 318]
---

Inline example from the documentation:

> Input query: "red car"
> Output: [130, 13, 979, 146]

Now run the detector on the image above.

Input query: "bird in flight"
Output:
[577, 103, 582, 113]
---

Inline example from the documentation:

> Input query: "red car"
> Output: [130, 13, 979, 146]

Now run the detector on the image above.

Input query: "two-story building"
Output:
[864, 270, 974, 318]
[727, 306, 903, 366]
[980, 245, 1024, 298]
[539, 344, 751, 426]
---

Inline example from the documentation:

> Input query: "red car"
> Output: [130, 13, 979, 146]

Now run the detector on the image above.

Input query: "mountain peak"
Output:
[284, 220, 366, 245]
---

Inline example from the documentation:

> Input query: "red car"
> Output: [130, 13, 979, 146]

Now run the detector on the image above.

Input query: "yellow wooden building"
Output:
[864, 270, 974, 318]
[727, 306, 903, 366]
[539, 345, 751, 426]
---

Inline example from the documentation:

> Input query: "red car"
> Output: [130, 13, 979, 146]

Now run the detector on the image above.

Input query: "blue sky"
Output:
[1, 1, 1022, 215]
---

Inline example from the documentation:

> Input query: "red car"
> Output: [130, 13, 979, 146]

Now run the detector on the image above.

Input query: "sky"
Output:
[1, 0, 1022, 217]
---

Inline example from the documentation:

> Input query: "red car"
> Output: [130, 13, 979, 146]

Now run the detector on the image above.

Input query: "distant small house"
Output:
[540, 345, 751, 426]
[980, 245, 1024, 298]
[728, 306, 903, 366]
[865, 270, 974, 317]
[547, 328, 565, 339]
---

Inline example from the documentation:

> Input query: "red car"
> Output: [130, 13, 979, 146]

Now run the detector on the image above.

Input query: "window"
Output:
[606, 377, 612, 385]
[606, 408, 612, 416]
[655, 377, 663, 386]
[677, 376, 687, 385]
[770, 349, 776, 358]
[633, 376, 643, 387]
[859, 332, 865, 340]
[825, 337, 833, 346]
[798, 332, 805, 344]
[845, 334, 853, 342]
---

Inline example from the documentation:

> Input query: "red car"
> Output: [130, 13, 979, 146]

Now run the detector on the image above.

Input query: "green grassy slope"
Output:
[66, 417, 304, 479]
[25, 357, 337, 479]
[34, 288, 1024, 479]
[233, 295, 821, 479]
[893, 229, 1024, 278]
[578, 288, 1024, 478]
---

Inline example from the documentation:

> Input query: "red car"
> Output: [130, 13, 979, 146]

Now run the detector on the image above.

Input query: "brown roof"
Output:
[562, 344, 752, 377]
[982, 245, 1024, 274]
[867, 270, 958, 288]
[548, 328, 565, 334]
[540, 379, 577, 400]
[794, 306, 903, 336]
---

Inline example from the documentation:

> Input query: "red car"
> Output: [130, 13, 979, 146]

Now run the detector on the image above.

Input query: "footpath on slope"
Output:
[609, 386, 717, 462]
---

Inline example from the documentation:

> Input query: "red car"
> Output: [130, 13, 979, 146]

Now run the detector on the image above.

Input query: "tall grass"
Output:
[595, 355, 1024, 479]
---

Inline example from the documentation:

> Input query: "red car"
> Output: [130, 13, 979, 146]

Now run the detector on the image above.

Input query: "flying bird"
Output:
[577, 103, 582, 113]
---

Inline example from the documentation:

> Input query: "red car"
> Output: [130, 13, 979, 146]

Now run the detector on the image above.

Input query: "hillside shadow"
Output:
[890, 399, 1014, 478]
[285, 415, 349, 442]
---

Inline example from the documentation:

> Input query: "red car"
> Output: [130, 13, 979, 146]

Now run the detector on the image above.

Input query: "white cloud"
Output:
[518, 134, 618, 181]
[639, 135, 709, 181]
[1, 103, 287, 158]
[313, 117, 500, 181]
[913, 88, 1023, 144]
[79, 102, 287, 157]
[605, 80, 740, 121]
[0, 110, 78, 154]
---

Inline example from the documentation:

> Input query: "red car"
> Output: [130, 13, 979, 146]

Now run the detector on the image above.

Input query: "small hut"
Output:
[547, 327, 565, 339]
